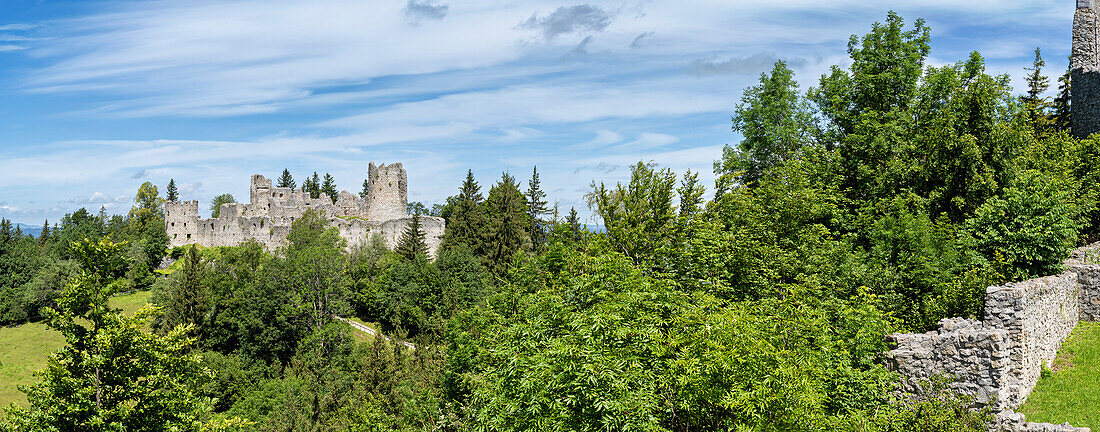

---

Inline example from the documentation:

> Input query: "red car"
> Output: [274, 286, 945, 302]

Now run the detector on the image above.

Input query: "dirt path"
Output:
[335, 316, 416, 350]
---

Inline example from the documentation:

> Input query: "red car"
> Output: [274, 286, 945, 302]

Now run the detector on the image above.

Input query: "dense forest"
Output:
[0, 12, 1094, 431]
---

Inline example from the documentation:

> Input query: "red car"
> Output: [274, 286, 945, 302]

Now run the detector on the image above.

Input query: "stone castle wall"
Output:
[886, 245, 1100, 431]
[165, 162, 444, 257]
[1075, 0, 1100, 138]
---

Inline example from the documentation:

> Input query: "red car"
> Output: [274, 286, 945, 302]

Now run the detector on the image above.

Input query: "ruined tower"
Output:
[365, 162, 408, 221]
[163, 161, 443, 256]
[1074, 0, 1100, 138]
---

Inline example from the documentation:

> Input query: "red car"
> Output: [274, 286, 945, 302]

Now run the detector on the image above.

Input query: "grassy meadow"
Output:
[1018, 321, 1100, 428]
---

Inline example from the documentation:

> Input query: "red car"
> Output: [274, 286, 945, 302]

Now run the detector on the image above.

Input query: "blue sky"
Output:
[0, 0, 1077, 226]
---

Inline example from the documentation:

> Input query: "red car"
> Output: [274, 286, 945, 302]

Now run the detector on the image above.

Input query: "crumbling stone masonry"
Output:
[886, 245, 1100, 432]
[164, 162, 444, 257]
[1075, 0, 1100, 138]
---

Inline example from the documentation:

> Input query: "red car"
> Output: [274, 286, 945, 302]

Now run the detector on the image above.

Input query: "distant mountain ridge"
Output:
[13, 223, 42, 238]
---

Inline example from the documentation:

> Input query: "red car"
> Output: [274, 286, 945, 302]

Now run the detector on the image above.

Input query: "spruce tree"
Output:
[566, 207, 582, 242]
[39, 218, 50, 246]
[304, 172, 322, 199]
[395, 212, 428, 259]
[484, 172, 530, 273]
[1053, 60, 1072, 132]
[322, 173, 338, 204]
[442, 170, 488, 251]
[360, 178, 370, 198]
[525, 166, 549, 248]
[1023, 47, 1052, 132]
[166, 179, 179, 201]
[277, 169, 296, 189]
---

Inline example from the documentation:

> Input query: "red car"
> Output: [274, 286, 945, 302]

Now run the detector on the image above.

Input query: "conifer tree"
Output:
[277, 169, 296, 189]
[566, 207, 582, 242]
[525, 166, 549, 248]
[154, 246, 208, 336]
[484, 172, 530, 273]
[442, 170, 488, 251]
[395, 212, 428, 259]
[166, 179, 179, 201]
[1053, 60, 1072, 132]
[0, 218, 12, 244]
[301, 172, 322, 199]
[322, 173, 338, 204]
[360, 178, 370, 198]
[1023, 47, 1052, 132]
[39, 218, 50, 246]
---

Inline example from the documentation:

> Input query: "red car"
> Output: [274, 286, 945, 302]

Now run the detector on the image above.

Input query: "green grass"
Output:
[1019, 321, 1100, 428]
[0, 289, 154, 410]
[0, 321, 64, 410]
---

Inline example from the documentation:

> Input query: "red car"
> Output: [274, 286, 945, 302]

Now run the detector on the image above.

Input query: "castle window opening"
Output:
[171, 222, 175, 227]
[186, 234, 191, 240]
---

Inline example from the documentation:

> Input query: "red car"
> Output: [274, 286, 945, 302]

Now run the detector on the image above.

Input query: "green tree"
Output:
[210, 194, 236, 218]
[407, 201, 428, 216]
[395, 213, 428, 260]
[525, 166, 549, 248]
[306, 172, 322, 199]
[277, 169, 296, 189]
[129, 181, 164, 223]
[166, 179, 179, 201]
[965, 169, 1078, 281]
[322, 173, 338, 204]
[441, 170, 488, 252]
[1053, 61, 1072, 132]
[483, 172, 530, 273]
[282, 209, 349, 334]
[2, 238, 240, 432]
[1022, 47, 1052, 132]
[38, 219, 50, 246]
[359, 178, 370, 198]
[717, 60, 816, 192]
[587, 162, 677, 266]
[153, 246, 209, 336]
[566, 207, 582, 242]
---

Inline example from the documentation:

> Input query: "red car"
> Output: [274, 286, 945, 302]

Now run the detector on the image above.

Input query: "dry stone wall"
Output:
[886, 244, 1100, 431]
[165, 162, 444, 257]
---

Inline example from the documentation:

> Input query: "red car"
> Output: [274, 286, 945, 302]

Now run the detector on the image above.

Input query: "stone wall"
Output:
[365, 162, 408, 222]
[1074, 0, 1100, 138]
[982, 273, 1079, 409]
[165, 162, 444, 257]
[886, 243, 1100, 431]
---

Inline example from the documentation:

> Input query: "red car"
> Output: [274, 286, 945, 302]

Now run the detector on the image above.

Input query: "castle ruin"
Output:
[164, 162, 444, 257]
[1075, 0, 1100, 138]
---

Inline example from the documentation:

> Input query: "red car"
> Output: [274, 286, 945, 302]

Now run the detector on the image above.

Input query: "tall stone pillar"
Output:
[1074, 0, 1100, 138]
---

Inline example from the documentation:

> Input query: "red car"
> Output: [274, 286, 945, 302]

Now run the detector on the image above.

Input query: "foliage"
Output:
[210, 194, 237, 219]
[395, 213, 428, 260]
[276, 169, 296, 190]
[717, 59, 817, 191]
[167, 179, 180, 201]
[1, 238, 233, 432]
[965, 169, 1078, 281]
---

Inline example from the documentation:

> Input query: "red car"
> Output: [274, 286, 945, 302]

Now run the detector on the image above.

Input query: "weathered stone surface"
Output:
[887, 242, 1100, 431]
[1074, 3, 1100, 138]
[164, 162, 444, 257]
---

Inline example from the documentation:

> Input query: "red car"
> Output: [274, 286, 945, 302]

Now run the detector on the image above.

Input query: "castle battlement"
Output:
[164, 162, 444, 256]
